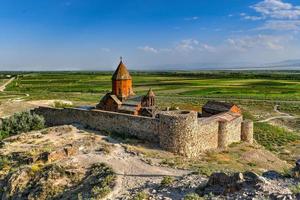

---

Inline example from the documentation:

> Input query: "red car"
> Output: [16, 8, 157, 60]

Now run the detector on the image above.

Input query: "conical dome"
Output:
[146, 88, 155, 97]
[112, 60, 132, 80]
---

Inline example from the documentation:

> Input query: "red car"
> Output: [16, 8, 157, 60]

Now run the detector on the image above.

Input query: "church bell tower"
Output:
[112, 57, 134, 101]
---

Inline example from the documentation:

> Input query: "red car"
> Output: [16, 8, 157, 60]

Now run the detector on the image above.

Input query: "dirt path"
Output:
[0, 77, 15, 92]
[76, 137, 190, 199]
[258, 105, 298, 123]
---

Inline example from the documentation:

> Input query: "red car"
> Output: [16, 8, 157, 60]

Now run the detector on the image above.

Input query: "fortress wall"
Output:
[241, 120, 254, 144]
[33, 107, 246, 158]
[33, 107, 160, 142]
[158, 111, 199, 157]
[224, 115, 243, 145]
[158, 111, 244, 158]
[196, 118, 220, 151]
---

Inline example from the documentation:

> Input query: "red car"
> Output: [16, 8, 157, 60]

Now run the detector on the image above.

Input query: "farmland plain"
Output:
[0, 71, 299, 156]
[0, 70, 300, 177]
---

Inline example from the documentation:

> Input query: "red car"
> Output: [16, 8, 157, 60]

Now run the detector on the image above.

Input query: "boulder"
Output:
[38, 144, 78, 162]
[262, 170, 282, 180]
[201, 172, 245, 195]
[292, 159, 300, 178]
[244, 171, 262, 184]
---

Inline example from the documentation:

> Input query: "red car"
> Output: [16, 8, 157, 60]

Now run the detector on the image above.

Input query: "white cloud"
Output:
[184, 16, 199, 21]
[252, 0, 300, 19]
[201, 44, 216, 52]
[175, 39, 199, 52]
[227, 34, 291, 51]
[243, 15, 264, 21]
[240, 12, 264, 20]
[138, 46, 159, 53]
[260, 20, 300, 30]
[138, 39, 216, 54]
[240, 0, 300, 30]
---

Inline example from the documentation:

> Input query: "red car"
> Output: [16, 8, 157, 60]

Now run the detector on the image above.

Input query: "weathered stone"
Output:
[202, 172, 245, 195]
[32, 106, 251, 158]
[2, 167, 32, 199]
[244, 171, 266, 185]
[241, 120, 254, 144]
[38, 144, 78, 162]
[10, 152, 35, 165]
[262, 170, 282, 180]
[292, 159, 300, 178]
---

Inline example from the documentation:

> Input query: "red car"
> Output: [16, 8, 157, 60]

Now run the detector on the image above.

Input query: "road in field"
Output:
[0, 77, 15, 92]
[258, 105, 299, 123]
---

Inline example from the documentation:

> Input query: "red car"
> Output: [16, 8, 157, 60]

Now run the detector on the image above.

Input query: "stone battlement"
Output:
[32, 106, 253, 158]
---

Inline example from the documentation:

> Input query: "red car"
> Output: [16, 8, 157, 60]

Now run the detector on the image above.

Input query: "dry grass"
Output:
[123, 142, 290, 176]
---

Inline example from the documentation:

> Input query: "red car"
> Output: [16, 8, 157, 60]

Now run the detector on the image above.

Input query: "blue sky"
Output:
[0, 0, 300, 70]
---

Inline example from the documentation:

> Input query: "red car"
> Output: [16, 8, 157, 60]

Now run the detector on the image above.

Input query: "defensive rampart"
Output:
[32, 107, 252, 158]
[33, 107, 160, 142]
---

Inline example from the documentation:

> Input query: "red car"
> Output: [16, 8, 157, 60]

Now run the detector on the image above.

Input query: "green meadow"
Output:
[1, 71, 300, 161]
[2, 71, 300, 105]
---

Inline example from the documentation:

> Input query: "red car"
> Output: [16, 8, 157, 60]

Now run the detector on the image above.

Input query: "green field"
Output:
[1, 71, 300, 106]
[1, 71, 300, 169]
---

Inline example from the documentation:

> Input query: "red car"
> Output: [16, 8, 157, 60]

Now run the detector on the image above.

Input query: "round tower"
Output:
[158, 111, 198, 157]
[112, 57, 134, 101]
[218, 120, 229, 148]
[241, 120, 254, 144]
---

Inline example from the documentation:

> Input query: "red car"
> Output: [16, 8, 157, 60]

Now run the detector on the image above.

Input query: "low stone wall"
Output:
[32, 107, 251, 158]
[33, 107, 160, 142]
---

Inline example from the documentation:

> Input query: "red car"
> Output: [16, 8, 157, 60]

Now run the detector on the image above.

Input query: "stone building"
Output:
[31, 58, 254, 158]
[96, 58, 156, 116]
[202, 101, 241, 117]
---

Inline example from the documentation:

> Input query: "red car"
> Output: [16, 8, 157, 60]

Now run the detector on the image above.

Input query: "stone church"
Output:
[96, 58, 156, 116]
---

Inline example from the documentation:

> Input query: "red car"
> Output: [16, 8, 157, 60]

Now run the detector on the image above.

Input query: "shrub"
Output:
[160, 176, 174, 187]
[0, 111, 45, 138]
[184, 193, 203, 200]
[53, 101, 73, 108]
[91, 185, 111, 199]
[0, 157, 10, 170]
[290, 183, 300, 194]
[0, 130, 9, 140]
[133, 191, 149, 200]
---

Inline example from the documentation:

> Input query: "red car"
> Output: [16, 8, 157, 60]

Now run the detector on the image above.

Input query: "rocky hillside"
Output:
[0, 125, 299, 200]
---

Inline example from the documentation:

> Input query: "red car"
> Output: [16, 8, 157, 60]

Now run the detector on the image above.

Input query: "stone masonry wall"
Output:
[158, 111, 199, 157]
[225, 115, 243, 145]
[33, 107, 160, 142]
[32, 107, 248, 158]
[158, 110, 243, 158]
